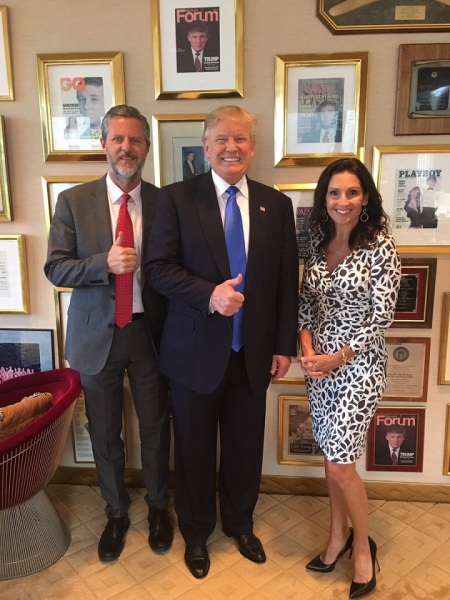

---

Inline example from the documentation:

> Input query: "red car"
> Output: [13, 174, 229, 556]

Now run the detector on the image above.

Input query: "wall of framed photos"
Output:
[0, 0, 450, 490]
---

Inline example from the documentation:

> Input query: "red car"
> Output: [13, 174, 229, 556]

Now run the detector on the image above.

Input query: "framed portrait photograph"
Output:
[36, 52, 125, 162]
[439, 293, 450, 385]
[278, 395, 324, 466]
[0, 7, 13, 101]
[151, 0, 243, 99]
[274, 53, 368, 167]
[384, 337, 430, 402]
[372, 145, 450, 252]
[395, 44, 450, 136]
[0, 329, 54, 383]
[366, 406, 425, 473]
[152, 114, 207, 187]
[318, 0, 450, 34]
[0, 115, 11, 221]
[0, 235, 30, 314]
[392, 258, 436, 328]
[42, 175, 98, 236]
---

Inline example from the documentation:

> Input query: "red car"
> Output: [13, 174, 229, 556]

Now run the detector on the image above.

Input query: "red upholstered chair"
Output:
[0, 368, 82, 580]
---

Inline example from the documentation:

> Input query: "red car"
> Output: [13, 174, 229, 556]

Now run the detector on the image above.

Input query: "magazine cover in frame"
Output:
[366, 406, 425, 472]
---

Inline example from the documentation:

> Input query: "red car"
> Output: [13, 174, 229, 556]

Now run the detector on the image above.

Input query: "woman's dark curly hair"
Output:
[308, 158, 390, 250]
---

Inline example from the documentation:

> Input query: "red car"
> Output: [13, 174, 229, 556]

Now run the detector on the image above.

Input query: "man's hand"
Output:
[270, 355, 291, 383]
[107, 232, 138, 274]
[210, 274, 244, 316]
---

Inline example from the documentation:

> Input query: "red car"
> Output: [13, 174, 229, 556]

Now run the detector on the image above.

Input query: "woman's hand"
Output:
[300, 352, 343, 379]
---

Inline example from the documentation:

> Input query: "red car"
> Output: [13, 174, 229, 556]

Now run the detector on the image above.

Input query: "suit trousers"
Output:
[81, 318, 170, 518]
[170, 349, 266, 545]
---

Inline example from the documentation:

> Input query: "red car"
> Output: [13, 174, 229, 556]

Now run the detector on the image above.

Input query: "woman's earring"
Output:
[360, 206, 369, 222]
[321, 208, 329, 222]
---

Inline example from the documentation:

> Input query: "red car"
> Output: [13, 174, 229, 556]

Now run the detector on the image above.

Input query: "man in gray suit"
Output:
[44, 105, 172, 563]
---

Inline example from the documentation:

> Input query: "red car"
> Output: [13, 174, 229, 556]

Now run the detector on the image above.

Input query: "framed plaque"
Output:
[318, 1, 450, 34]
[278, 395, 324, 466]
[384, 337, 430, 402]
[366, 405, 425, 472]
[392, 258, 436, 328]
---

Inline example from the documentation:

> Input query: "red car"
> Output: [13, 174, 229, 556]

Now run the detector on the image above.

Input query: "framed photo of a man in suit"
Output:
[366, 406, 425, 472]
[274, 53, 368, 166]
[152, 0, 243, 99]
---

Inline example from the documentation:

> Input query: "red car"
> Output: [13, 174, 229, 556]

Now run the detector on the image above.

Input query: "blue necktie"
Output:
[224, 186, 246, 351]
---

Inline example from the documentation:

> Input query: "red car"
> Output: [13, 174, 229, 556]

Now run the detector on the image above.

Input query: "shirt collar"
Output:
[210, 170, 248, 199]
[106, 173, 142, 205]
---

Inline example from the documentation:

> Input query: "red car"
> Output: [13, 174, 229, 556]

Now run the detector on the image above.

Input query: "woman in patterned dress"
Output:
[298, 158, 401, 599]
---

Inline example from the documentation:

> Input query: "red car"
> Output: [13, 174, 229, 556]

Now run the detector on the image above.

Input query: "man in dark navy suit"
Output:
[146, 106, 298, 578]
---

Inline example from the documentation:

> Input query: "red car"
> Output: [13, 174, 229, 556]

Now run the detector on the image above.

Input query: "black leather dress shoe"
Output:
[184, 544, 210, 578]
[234, 533, 266, 563]
[98, 517, 130, 562]
[148, 509, 174, 552]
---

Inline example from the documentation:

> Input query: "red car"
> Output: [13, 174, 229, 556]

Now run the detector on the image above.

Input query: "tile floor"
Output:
[2, 484, 450, 599]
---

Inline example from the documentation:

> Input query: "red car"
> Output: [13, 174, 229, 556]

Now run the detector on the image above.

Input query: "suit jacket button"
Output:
[108, 323, 114, 328]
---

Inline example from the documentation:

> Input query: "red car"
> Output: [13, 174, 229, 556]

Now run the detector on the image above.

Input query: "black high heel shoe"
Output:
[349, 536, 380, 599]
[306, 528, 353, 573]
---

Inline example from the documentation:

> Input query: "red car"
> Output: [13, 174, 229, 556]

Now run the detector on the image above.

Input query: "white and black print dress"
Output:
[298, 234, 401, 464]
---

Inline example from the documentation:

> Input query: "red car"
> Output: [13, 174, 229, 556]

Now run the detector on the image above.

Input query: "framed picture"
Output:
[0, 329, 54, 383]
[366, 406, 425, 472]
[278, 395, 324, 466]
[384, 337, 430, 402]
[444, 405, 450, 475]
[372, 145, 450, 252]
[392, 258, 436, 328]
[36, 52, 125, 162]
[0, 115, 11, 221]
[318, 0, 450, 34]
[151, 114, 206, 187]
[0, 235, 30, 314]
[42, 175, 98, 236]
[439, 293, 450, 385]
[395, 44, 450, 136]
[274, 53, 368, 167]
[275, 184, 315, 263]
[151, 0, 243, 99]
[0, 7, 13, 101]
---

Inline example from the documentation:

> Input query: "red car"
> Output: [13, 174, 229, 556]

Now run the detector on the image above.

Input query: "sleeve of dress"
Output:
[348, 235, 401, 354]
[298, 245, 318, 332]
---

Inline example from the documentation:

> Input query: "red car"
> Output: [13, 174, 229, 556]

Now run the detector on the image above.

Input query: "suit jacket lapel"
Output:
[195, 172, 230, 280]
[246, 178, 268, 294]
[91, 175, 113, 252]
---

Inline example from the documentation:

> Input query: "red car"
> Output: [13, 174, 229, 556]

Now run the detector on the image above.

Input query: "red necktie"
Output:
[114, 194, 134, 328]
[194, 53, 201, 71]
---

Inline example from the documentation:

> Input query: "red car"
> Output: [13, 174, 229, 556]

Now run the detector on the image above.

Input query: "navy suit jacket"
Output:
[44, 175, 166, 375]
[145, 171, 299, 395]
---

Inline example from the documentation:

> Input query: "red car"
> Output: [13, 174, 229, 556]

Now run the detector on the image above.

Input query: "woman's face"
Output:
[325, 171, 368, 230]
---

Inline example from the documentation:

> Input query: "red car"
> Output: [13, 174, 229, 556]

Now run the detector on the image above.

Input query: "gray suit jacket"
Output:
[44, 175, 165, 375]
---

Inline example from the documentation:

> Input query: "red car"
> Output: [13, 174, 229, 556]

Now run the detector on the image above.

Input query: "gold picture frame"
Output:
[36, 52, 125, 162]
[42, 175, 98, 236]
[0, 115, 11, 221]
[384, 337, 431, 402]
[0, 234, 30, 314]
[318, 0, 450, 34]
[372, 145, 450, 253]
[151, 0, 243, 99]
[395, 44, 450, 136]
[274, 52, 368, 167]
[392, 258, 437, 328]
[278, 395, 324, 466]
[151, 114, 206, 187]
[439, 293, 450, 385]
[444, 405, 450, 475]
[0, 7, 13, 100]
